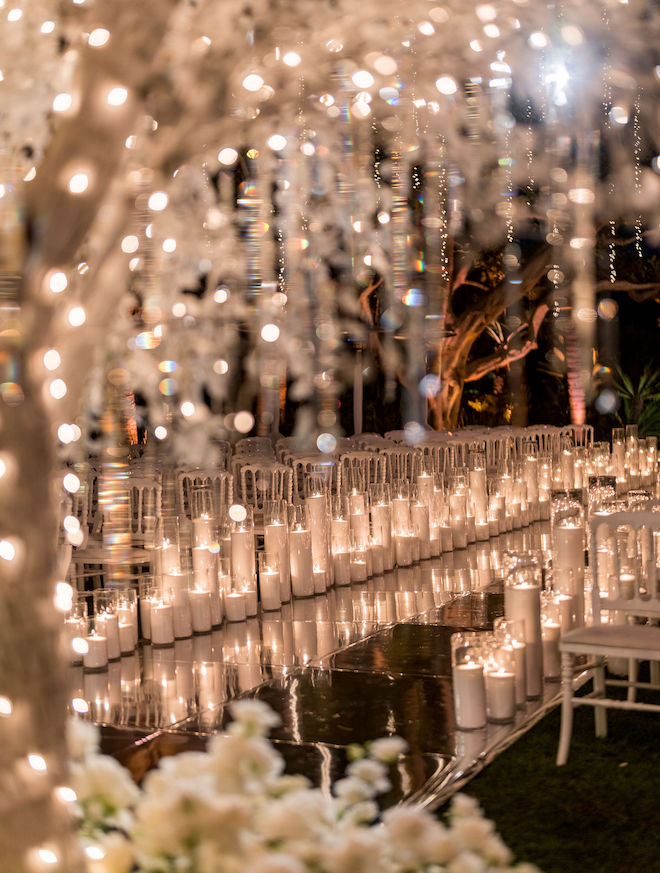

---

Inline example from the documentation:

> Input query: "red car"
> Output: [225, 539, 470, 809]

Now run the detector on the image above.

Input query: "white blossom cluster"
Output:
[69, 700, 541, 873]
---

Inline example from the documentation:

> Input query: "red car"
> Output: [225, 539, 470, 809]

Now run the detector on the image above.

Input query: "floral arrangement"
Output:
[68, 700, 540, 873]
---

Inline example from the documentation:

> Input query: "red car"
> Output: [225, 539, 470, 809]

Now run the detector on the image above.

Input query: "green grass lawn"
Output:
[449, 702, 660, 873]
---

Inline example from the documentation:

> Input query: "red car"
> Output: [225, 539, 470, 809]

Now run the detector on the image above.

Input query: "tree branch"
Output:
[464, 301, 549, 383]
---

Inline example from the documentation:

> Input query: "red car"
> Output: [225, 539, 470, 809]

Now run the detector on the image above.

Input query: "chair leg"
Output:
[594, 657, 608, 738]
[627, 658, 639, 703]
[650, 660, 660, 687]
[557, 650, 575, 766]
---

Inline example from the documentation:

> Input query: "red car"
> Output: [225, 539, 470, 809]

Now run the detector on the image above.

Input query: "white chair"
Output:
[375, 445, 423, 482]
[289, 455, 340, 502]
[234, 461, 293, 512]
[556, 509, 660, 765]
[177, 467, 233, 520]
[338, 451, 386, 493]
[234, 436, 275, 458]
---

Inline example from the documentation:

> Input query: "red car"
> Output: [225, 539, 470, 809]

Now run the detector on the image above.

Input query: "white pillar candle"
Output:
[350, 557, 368, 582]
[395, 534, 412, 567]
[207, 588, 222, 626]
[139, 597, 152, 640]
[259, 569, 281, 611]
[172, 592, 192, 639]
[430, 526, 441, 556]
[450, 517, 467, 549]
[192, 514, 214, 544]
[331, 516, 351, 552]
[553, 522, 584, 580]
[313, 568, 327, 594]
[370, 544, 385, 576]
[289, 526, 315, 597]
[488, 515, 500, 538]
[539, 498, 551, 520]
[452, 662, 487, 730]
[96, 612, 120, 661]
[231, 528, 256, 587]
[151, 602, 175, 646]
[83, 632, 108, 671]
[504, 583, 543, 698]
[189, 588, 212, 633]
[116, 606, 138, 648]
[416, 473, 434, 507]
[485, 669, 516, 722]
[554, 594, 574, 633]
[350, 512, 370, 548]
[410, 535, 421, 563]
[225, 591, 247, 622]
[264, 521, 291, 600]
[162, 570, 187, 598]
[542, 621, 561, 679]
[476, 521, 490, 542]
[466, 515, 476, 542]
[64, 618, 85, 665]
[118, 620, 135, 654]
[307, 494, 330, 574]
[333, 551, 351, 586]
[392, 496, 410, 534]
[469, 468, 488, 524]
[192, 545, 217, 588]
[441, 525, 453, 552]
[159, 542, 180, 575]
[411, 503, 431, 559]
[243, 588, 258, 616]
[349, 491, 366, 515]
[371, 503, 394, 571]
[502, 641, 527, 706]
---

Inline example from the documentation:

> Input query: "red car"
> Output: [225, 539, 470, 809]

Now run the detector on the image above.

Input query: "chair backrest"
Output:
[177, 468, 233, 520]
[338, 451, 386, 492]
[374, 445, 423, 482]
[590, 509, 660, 621]
[128, 476, 162, 542]
[234, 436, 275, 458]
[236, 462, 293, 510]
[289, 455, 340, 502]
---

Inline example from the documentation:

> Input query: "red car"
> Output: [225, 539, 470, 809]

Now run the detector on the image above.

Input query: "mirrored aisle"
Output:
[73, 523, 562, 810]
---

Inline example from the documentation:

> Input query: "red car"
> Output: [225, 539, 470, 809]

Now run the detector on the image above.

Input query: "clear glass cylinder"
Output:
[451, 631, 487, 730]
[503, 551, 543, 698]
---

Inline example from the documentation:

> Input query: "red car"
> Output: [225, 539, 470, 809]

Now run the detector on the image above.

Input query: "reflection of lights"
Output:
[544, 59, 570, 106]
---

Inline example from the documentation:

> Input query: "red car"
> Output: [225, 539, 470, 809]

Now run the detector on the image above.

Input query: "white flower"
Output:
[450, 793, 483, 819]
[383, 806, 457, 867]
[71, 754, 139, 827]
[322, 828, 387, 873]
[333, 776, 375, 805]
[451, 814, 496, 852]
[367, 735, 408, 763]
[346, 758, 390, 793]
[447, 849, 488, 873]
[228, 699, 281, 737]
[482, 833, 513, 866]
[338, 799, 379, 826]
[242, 852, 307, 873]
[83, 832, 134, 873]
[142, 750, 215, 796]
[256, 788, 335, 843]
[67, 718, 100, 761]
[132, 785, 252, 860]
[208, 733, 284, 794]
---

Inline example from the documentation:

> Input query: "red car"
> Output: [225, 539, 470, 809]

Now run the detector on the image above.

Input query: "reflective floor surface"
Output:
[74, 523, 563, 809]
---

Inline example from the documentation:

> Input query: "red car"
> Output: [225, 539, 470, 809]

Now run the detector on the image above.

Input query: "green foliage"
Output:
[611, 362, 660, 437]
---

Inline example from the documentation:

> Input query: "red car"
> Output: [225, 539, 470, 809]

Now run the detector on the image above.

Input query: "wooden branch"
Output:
[595, 280, 660, 302]
[358, 277, 383, 327]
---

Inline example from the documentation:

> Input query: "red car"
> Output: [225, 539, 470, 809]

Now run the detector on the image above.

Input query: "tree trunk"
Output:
[0, 361, 84, 870]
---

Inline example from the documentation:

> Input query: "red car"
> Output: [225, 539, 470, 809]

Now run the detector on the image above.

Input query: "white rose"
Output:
[84, 832, 134, 873]
[67, 718, 100, 761]
[71, 755, 139, 827]
[346, 758, 390, 793]
[228, 699, 281, 736]
[447, 849, 488, 873]
[367, 736, 408, 763]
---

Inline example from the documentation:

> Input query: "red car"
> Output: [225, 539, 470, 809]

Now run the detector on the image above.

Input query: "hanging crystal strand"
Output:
[0, 158, 84, 872]
[600, 7, 617, 284]
[568, 127, 598, 424]
[100, 369, 133, 589]
[632, 89, 644, 258]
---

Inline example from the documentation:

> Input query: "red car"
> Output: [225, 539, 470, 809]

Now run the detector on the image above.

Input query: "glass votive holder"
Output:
[116, 589, 138, 653]
[493, 618, 527, 706]
[350, 538, 369, 583]
[258, 551, 282, 612]
[483, 643, 516, 724]
[83, 616, 109, 672]
[64, 600, 88, 666]
[92, 590, 121, 661]
[504, 552, 543, 699]
[150, 590, 175, 647]
[451, 631, 487, 731]
[288, 506, 314, 598]
[230, 505, 256, 590]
